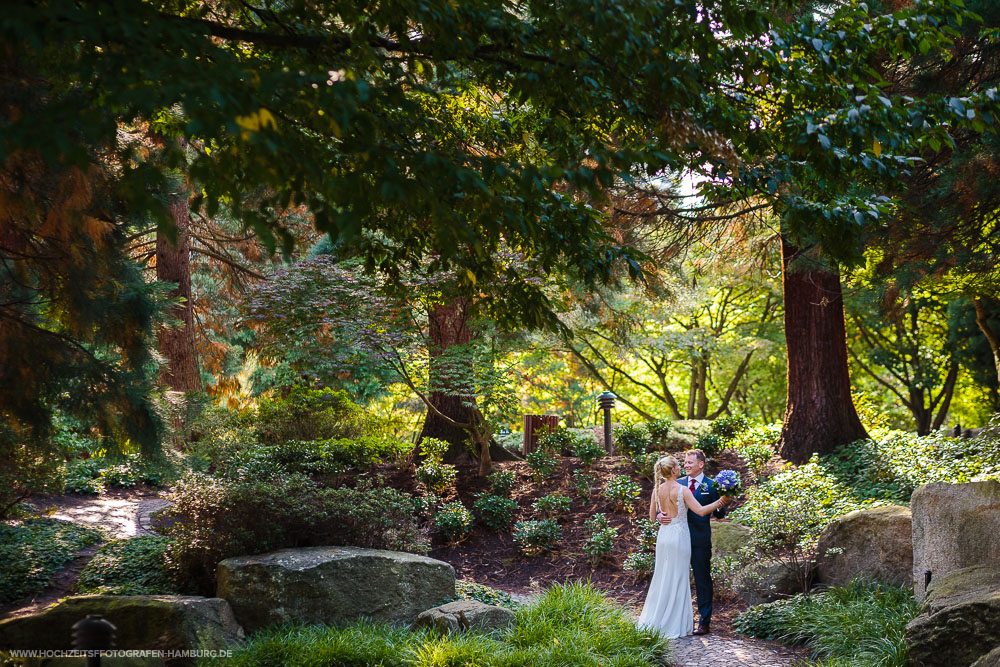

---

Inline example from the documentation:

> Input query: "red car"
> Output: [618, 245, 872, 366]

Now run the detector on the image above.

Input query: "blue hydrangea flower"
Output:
[715, 469, 741, 496]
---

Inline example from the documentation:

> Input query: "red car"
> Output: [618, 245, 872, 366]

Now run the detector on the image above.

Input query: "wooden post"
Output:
[522, 414, 559, 455]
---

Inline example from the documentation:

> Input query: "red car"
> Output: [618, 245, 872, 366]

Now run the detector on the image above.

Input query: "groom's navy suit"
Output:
[679, 474, 722, 628]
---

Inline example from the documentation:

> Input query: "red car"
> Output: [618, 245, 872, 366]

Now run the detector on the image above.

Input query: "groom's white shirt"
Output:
[688, 472, 705, 489]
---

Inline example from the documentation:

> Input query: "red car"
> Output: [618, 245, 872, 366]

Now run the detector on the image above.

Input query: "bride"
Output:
[636, 455, 728, 638]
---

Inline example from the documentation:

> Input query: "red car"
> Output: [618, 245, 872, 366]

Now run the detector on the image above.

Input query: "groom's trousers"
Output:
[690, 545, 713, 626]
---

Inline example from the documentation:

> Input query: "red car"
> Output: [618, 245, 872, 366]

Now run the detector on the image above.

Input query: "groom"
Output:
[659, 448, 726, 635]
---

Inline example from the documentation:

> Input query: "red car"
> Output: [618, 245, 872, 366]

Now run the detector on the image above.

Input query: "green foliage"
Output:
[571, 469, 598, 500]
[629, 451, 660, 482]
[513, 519, 561, 556]
[209, 583, 668, 667]
[434, 501, 474, 543]
[696, 432, 725, 457]
[733, 441, 774, 478]
[415, 459, 458, 493]
[533, 493, 571, 520]
[455, 580, 520, 610]
[710, 414, 752, 440]
[415, 437, 458, 492]
[75, 536, 179, 595]
[161, 473, 427, 593]
[570, 435, 605, 468]
[645, 418, 673, 446]
[638, 519, 659, 552]
[526, 449, 559, 481]
[473, 493, 517, 532]
[734, 579, 919, 667]
[0, 519, 105, 603]
[537, 428, 577, 455]
[623, 551, 655, 579]
[604, 475, 642, 513]
[487, 469, 516, 497]
[226, 436, 409, 480]
[583, 514, 617, 566]
[612, 422, 651, 458]
[253, 387, 369, 444]
[62, 454, 173, 494]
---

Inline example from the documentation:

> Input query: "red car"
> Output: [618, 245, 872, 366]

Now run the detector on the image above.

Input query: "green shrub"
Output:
[645, 418, 673, 447]
[61, 454, 173, 494]
[570, 436, 605, 468]
[0, 519, 105, 603]
[537, 428, 577, 455]
[733, 440, 773, 478]
[415, 459, 458, 493]
[456, 581, 520, 610]
[729, 455, 890, 541]
[533, 493, 571, 520]
[710, 414, 752, 440]
[253, 386, 369, 444]
[612, 422, 651, 458]
[628, 451, 659, 481]
[419, 437, 451, 460]
[734, 579, 919, 667]
[526, 449, 559, 481]
[415, 492, 441, 518]
[161, 473, 427, 594]
[75, 536, 179, 595]
[226, 437, 407, 480]
[696, 432, 724, 457]
[63, 458, 106, 494]
[208, 582, 669, 667]
[473, 493, 517, 531]
[604, 475, 641, 512]
[435, 501, 474, 543]
[487, 469, 517, 497]
[513, 519, 561, 555]
[583, 513, 617, 566]
[638, 518, 659, 551]
[571, 469, 597, 500]
[623, 551, 655, 578]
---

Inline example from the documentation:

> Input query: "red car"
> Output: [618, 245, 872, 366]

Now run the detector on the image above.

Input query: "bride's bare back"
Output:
[655, 481, 684, 518]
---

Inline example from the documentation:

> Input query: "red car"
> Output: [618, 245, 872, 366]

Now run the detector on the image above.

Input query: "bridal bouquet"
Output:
[715, 469, 742, 497]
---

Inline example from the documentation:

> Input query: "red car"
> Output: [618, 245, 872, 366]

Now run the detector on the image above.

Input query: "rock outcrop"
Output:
[972, 647, 1000, 667]
[217, 546, 455, 631]
[814, 505, 912, 588]
[905, 565, 1000, 667]
[413, 600, 515, 634]
[911, 481, 1000, 599]
[0, 595, 244, 666]
[733, 560, 804, 606]
[711, 521, 751, 558]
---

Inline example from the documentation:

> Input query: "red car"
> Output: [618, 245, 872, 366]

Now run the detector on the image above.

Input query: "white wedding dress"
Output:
[636, 483, 694, 638]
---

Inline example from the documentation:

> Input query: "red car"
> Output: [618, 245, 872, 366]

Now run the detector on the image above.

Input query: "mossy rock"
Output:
[905, 565, 1000, 667]
[815, 505, 912, 588]
[972, 646, 1000, 667]
[0, 595, 244, 666]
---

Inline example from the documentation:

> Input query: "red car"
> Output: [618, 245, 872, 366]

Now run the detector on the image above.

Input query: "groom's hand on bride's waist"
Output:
[655, 511, 672, 525]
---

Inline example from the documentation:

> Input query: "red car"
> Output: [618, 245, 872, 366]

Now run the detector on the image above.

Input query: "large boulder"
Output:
[217, 546, 455, 632]
[0, 595, 244, 666]
[972, 647, 1000, 667]
[911, 481, 1000, 599]
[711, 521, 751, 558]
[905, 565, 1000, 667]
[413, 600, 515, 634]
[814, 506, 912, 588]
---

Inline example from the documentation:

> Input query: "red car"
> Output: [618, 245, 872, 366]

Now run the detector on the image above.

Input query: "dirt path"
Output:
[1, 490, 173, 620]
[669, 634, 807, 666]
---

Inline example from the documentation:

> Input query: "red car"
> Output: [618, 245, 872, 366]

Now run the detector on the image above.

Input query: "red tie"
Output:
[689, 479, 697, 493]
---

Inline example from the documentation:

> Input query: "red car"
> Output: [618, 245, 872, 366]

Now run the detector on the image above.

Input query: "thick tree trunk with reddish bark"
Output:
[779, 239, 867, 463]
[156, 196, 200, 393]
[974, 298, 1000, 390]
[418, 298, 475, 460]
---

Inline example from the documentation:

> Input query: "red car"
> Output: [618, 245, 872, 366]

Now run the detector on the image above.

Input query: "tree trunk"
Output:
[779, 238, 868, 463]
[418, 297, 475, 461]
[156, 195, 200, 393]
[974, 298, 1000, 389]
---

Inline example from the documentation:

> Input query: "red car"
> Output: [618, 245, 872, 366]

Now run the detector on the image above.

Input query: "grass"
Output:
[733, 579, 920, 667]
[207, 582, 671, 667]
[0, 518, 106, 603]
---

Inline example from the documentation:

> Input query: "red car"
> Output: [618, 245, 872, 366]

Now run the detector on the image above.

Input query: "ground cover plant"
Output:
[205, 582, 671, 667]
[0, 518, 105, 603]
[733, 579, 920, 667]
[74, 535, 179, 595]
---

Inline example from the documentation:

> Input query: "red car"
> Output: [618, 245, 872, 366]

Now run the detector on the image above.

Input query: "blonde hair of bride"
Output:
[653, 455, 680, 496]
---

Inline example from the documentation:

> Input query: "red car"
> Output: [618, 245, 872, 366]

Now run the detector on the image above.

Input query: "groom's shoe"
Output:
[693, 623, 710, 636]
